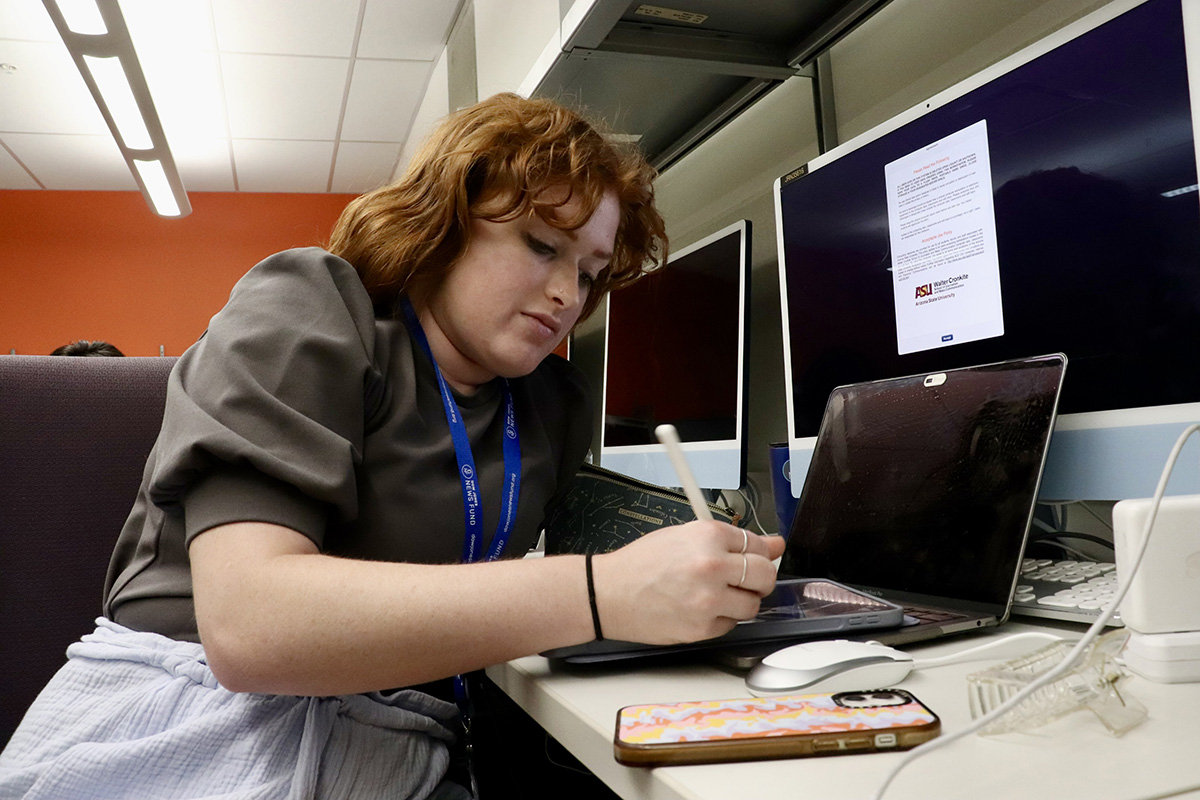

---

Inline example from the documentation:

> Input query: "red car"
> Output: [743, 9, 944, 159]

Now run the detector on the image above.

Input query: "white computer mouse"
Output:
[744, 639, 915, 697]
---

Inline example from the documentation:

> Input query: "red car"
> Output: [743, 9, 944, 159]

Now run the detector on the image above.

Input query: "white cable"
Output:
[1031, 517, 1057, 534]
[1076, 499, 1116, 532]
[870, 423, 1200, 800]
[909, 632, 1068, 669]
[736, 487, 776, 536]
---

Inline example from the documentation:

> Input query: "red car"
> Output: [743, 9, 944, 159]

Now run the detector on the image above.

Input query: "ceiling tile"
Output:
[123, 0, 217, 52]
[232, 138, 334, 192]
[0, 0, 59, 42]
[358, 0, 459, 61]
[341, 59, 430, 142]
[221, 53, 348, 140]
[174, 138, 235, 192]
[0, 140, 40, 189]
[124, 4, 227, 151]
[4, 132, 134, 189]
[0, 40, 108, 135]
[211, 0, 359, 57]
[331, 140, 401, 193]
[142, 51, 228, 145]
[397, 46, 449, 180]
[1, 0, 459, 194]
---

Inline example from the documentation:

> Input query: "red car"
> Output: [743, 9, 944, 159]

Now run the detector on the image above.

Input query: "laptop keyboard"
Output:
[1011, 558, 1124, 626]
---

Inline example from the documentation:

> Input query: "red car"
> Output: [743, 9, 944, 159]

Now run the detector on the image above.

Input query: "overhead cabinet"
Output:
[521, 0, 895, 170]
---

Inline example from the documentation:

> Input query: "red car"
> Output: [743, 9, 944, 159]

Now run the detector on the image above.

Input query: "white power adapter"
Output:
[1113, 494, 1200, 682]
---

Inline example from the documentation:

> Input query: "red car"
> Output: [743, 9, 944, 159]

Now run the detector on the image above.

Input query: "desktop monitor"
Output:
[600, 219, 751, 490]
[775, 0, 1200, 502]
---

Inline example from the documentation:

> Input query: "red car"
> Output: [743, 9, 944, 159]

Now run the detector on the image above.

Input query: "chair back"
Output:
[0, 355, 175, 746]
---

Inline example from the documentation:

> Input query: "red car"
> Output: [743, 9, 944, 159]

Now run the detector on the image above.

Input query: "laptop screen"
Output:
[780, 354, 1066, 607]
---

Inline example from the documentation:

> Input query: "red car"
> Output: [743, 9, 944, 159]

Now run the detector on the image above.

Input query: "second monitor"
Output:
[600, 219, 751, 490]
[773, 0, 1200, 501]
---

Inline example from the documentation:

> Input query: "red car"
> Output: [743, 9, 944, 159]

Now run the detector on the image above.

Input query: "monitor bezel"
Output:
[599, 218, 751, 490]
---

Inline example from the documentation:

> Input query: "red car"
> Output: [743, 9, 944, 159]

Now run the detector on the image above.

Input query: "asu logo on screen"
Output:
[915, 284, 933, 298]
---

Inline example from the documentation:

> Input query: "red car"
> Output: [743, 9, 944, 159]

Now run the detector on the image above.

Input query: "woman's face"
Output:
[418, 187, 620, 394]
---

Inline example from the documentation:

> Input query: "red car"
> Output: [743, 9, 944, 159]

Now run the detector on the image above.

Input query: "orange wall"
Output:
[1, 190, 356, 356]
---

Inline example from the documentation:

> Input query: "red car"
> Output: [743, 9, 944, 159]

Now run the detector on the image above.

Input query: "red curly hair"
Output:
[328, 92, 668, 324]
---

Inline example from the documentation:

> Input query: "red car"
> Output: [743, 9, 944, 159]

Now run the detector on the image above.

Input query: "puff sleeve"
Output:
[147, 248, 380, 549]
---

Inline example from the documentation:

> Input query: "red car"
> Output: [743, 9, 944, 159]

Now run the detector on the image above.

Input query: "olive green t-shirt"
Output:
[104, 247, 593, 643]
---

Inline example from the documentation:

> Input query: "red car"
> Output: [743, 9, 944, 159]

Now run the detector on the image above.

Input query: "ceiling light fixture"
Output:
[41, 0, 190, 217]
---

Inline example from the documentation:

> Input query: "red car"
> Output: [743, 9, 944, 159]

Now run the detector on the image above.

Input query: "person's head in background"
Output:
[327, 91, 669, 330]
[50, 340, 125, 357]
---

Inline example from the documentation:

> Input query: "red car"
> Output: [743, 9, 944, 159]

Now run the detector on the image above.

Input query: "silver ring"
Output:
[739, 529, 749, 554]
[737, 554, 748, 589]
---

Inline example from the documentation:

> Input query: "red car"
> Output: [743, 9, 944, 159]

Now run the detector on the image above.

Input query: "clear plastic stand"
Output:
[966, 629, 1147, 736]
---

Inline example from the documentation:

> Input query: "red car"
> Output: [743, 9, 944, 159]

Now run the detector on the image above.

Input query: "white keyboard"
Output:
[1010, 558, 1124, 626]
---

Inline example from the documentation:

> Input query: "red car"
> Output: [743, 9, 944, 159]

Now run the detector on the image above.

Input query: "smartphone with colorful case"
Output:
[614, 689, 939, 767]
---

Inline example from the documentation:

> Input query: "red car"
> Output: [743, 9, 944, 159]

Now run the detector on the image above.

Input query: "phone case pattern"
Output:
[618, 694, 937, 745]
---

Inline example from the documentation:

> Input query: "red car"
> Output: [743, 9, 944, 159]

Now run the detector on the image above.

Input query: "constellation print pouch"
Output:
[614, 689, 939, 766]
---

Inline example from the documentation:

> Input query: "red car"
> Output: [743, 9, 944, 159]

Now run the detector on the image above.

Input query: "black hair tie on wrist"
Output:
[585, 552, 604, 641]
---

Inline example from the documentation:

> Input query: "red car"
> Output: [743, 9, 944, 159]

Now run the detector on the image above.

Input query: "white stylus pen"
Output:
[654, 424, 714, 522]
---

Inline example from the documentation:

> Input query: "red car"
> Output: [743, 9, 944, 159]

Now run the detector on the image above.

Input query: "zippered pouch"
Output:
[544, 462, 738, 556]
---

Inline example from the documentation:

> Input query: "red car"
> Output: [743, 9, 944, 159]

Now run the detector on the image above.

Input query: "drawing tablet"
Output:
[542, 578, 903, 663]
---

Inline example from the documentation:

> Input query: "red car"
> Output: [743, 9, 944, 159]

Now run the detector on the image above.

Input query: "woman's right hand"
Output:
[589, 522, 786, 645]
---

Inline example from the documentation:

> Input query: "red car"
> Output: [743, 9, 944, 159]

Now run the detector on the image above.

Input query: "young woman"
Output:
[0, 93, 783, 799]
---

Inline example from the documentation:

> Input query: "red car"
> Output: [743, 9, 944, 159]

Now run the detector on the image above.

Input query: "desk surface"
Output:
[487, 621, 1200, 800]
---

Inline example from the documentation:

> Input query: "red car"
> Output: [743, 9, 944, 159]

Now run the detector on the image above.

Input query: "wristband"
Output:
[585, 552, 604, 641]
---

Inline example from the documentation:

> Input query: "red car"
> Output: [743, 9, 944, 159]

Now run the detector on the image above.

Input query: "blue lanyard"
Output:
[399, 298, 521, 564]
[399, 298, 524, 779]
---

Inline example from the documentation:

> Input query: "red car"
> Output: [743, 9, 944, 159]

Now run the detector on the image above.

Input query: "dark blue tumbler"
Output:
[768, 442, 799, 538]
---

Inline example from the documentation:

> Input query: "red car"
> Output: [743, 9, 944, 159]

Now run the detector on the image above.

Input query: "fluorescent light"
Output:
[55, 0, 107, 35]
[83, 54, 153, 150]
[1162, 184, 1199, 198]
[133, 159, 182, 217]
[46, 0, 190, 217]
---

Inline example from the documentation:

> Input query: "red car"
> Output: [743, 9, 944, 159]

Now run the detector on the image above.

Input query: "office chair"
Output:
[0, 354, 176, 747]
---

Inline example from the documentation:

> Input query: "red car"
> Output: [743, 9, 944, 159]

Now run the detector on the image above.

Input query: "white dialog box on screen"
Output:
[885, 120, 1005, 355]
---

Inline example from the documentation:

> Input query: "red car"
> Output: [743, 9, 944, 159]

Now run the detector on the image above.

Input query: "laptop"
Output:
[546, 353, 1067, 665]
[716, 352, 1068, 668]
